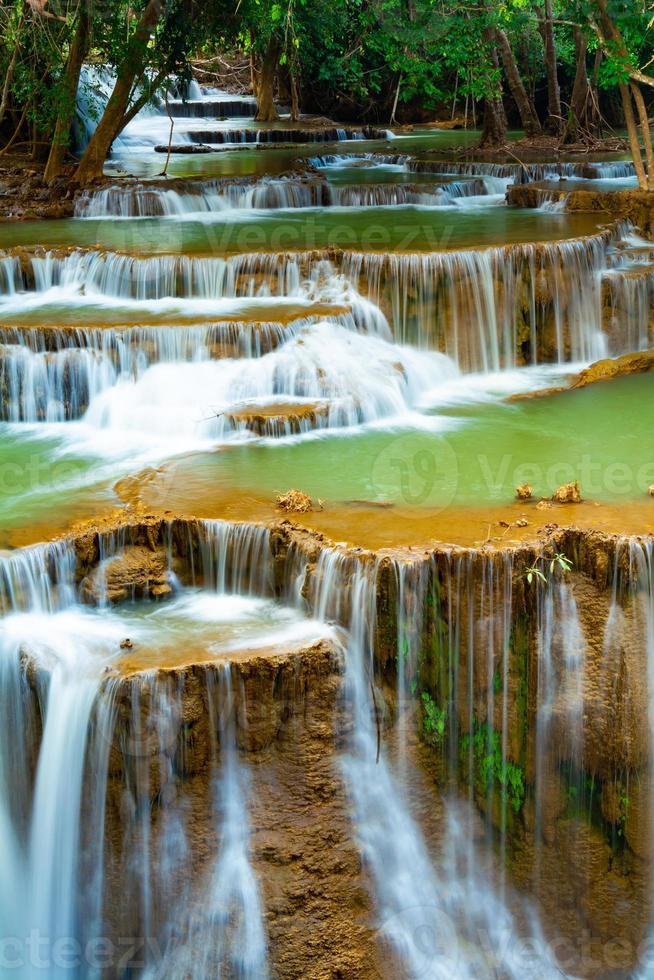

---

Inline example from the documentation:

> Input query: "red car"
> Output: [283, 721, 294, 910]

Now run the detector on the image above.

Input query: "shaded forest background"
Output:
[1, 0, 654, 185]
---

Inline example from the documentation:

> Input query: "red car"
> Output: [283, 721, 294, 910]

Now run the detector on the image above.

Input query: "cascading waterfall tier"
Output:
[0, 224, 629, 371]
[0, 321, 313, 422]
[3, 517, 654, 976]
[74, 175, 332, 217]
[374, 530, 654, 977]
[167, 97, 258, 117]
[73, 175, 488, 217]
[186, 126, 386, 145]
[0, 519, 345, 978]
[408, 159, 637, 182]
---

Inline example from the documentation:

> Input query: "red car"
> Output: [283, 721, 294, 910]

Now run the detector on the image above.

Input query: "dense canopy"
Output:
[1, 1, 654, 183]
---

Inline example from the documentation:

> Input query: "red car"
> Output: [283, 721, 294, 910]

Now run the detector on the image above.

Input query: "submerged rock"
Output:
[515, 483, 533, 500]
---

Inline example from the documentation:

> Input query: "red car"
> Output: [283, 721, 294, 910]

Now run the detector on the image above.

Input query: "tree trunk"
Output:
[254, 38, 280, 122]
[494, 27, 541, 136]
[479, 37, 507, 147]
[290, 71, 300, 122]
[630, 81, 654, 189]
[74, 0, 163, 185]
[479, 96, 507, 147]
[0, 12, 25, 128]
[619, 83, 647, 189]
[539, 0, 562, 135]
[593, 0, 649, 188]
[563, 27, 590, 143]
[44, 7, 91, 182]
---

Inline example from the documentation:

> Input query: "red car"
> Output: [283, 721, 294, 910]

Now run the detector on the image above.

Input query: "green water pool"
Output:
[0, 427, 122, 543]
[152, 375, 654, 510]
[0, 208, 600, 256]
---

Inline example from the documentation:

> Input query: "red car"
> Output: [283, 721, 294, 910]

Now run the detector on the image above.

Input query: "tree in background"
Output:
[3, 0, 654, 183]
[584, 0, 654, 189]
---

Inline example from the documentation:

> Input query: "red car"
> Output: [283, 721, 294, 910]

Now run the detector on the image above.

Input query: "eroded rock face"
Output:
[79, 545, 173, 604]
[15, 515, 654, 977]
[95, 640, 391, 978]
[406, 529, 654, 973]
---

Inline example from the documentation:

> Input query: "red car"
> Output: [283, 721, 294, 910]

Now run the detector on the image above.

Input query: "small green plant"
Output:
[523, 552, 573, 586]
[549, 552, 573, 574]
[617, 791, 630, 838]
[524, 564, 547, 585]
[421, 692, 447, 746]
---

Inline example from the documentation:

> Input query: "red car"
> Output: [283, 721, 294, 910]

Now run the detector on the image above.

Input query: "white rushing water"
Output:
[76, 67, 261, 157]
[0, 522, 335, 978]
[306, 549, 565, 979]
[1, 226, 629, 374]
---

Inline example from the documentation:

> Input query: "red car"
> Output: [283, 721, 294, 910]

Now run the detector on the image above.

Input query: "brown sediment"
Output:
[113, 458, 654, 550]
[0, 504, 125, 552]
[116, 633, 339, 677]
[9, 457, 654, 557]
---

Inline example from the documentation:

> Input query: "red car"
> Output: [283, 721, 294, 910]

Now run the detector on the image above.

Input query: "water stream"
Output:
[1, 71, 654, 978]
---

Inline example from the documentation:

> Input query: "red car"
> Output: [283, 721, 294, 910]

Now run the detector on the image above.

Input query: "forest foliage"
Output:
[1, 0, 654, 184]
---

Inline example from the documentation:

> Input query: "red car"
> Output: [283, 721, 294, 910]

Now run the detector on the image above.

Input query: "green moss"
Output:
[510, 615, 529, 753]
[421, 691, 447, 746]
[470, 720, 525, 814]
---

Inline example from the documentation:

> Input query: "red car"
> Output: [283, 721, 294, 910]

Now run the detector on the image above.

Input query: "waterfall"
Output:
[73, 176, 493, 217]
[76, 67, 266, 158]
[8, 227, 619, 371]
[0, 254, 21, 294]
[0, 521, 280, 977]
[74, 177, 329, 218]
[603, 263, 654, 353]
[592, 162, 636, 179]
[167, 97, 258, 118]
[0, 322, 306, 423]
[408, 160, 636, 183]
[304, 548, 563, 978]
[76, 66, 171, 155]
[309, 152, 411, 167]
[148, 666, 268, 979]
[342, 235, 609, 366]
[187, 127, 385, 145]
[78, 322, 458, 444]
[329, 179, 489, 207]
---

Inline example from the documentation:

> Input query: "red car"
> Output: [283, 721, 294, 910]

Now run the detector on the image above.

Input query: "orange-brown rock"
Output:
[276, 489, 317, 513]
[552, 480, 582, 503]
[79, 545, 173, 604]
[225, 401, 329, 437]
